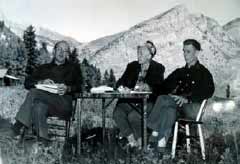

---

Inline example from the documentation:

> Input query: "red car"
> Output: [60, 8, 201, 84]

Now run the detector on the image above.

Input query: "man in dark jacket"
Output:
[113, 40, 165, 147]
[11, 41, 83, 142]
[147, 39, 215, 149]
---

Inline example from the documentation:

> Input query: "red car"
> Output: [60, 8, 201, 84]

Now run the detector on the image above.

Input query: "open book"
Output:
[35, 84, 58, 94]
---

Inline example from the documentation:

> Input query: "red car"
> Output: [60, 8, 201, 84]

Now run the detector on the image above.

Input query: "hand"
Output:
[169, 95, 188, 107]
[117, 86, 131, 93]
[57, 83, 67, 95]
[38, 79, 55, 85]
[135, 83, 151, 91]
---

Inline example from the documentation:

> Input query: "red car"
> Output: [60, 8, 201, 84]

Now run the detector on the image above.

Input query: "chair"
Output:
[171, 99, 208, 160]
[47, 97, 78, 140]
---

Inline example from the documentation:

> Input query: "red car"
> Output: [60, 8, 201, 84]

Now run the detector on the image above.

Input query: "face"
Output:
[137, 45, 152, 64]
[54, 42, 70, 64]
[183, 44, 198, 65]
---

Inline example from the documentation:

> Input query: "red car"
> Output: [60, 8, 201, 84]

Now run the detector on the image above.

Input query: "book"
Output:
[35, 84, 58, 94]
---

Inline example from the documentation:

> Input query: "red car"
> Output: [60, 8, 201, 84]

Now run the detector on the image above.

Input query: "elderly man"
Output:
[11, 40, 83, 143]
[113, 40, 165, 147]
[147, 39, 215, 150]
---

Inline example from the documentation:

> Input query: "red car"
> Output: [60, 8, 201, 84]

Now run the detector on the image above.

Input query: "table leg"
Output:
[77, 99, 83, 156]
[143, 97, 148, 151]
[102, 98, 106, 144]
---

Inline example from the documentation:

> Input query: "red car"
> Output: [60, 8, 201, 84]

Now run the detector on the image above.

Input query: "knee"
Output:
[33, 101, 48, 115]
[128, 111, 140, 123]
[113, 103, 126, 118]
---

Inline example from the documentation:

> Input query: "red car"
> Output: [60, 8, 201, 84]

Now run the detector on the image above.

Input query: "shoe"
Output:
[147, 135, 158, 150]
[6, 127, 21, 139]
[38, 137, 51, 147]
[127, 134, 138, 147]
[157, 137, 166, 147]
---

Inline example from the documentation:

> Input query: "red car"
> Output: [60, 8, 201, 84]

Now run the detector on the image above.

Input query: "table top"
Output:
[75, 91, 152, 99]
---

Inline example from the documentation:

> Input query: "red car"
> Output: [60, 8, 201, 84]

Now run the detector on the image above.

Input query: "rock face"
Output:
[78, 5, 239, 97]
[223, 18, 240, 46]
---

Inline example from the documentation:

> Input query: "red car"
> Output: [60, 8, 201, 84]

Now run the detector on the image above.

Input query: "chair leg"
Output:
[186, 124, 191, 153]
[171, 121, 179, 159]
[65, 121, 70, 139]
[198, 124, 206, 160]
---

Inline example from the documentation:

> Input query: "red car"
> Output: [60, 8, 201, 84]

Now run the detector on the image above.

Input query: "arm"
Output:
[188, 69, 215, 102]
[115, 63, 131, 89]
[67, 64, 84, 94]
[147, 64, 165, 94]
[158, 68, 181, 95]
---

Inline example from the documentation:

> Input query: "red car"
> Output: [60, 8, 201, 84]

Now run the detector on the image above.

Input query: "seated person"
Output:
[10, 40, 83, 142]
[147, 39, 215, 150]
[113, 40, 165, 147]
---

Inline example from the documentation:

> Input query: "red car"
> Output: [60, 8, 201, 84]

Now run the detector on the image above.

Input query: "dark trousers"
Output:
[16, 88, 72, 139]
[113, 101, 154, 139]
[148, 95, 201, 142]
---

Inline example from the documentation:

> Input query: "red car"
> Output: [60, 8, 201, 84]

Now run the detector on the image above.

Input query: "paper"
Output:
[90, 85, 114, 93]
[35, 84, 58, 94]
[130, 90, 152, 94]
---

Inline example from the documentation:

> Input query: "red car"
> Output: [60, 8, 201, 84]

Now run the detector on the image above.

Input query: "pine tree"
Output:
[23, 25, 38, 75]
[103, 70, 110, 85]
[108, 69, 116, 88]
[69, 47, 79, 64]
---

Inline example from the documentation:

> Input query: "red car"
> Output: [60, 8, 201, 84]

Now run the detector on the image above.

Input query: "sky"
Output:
[0, 0, 239, 42]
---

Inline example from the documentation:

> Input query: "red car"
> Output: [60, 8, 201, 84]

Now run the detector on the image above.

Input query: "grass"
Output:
[1, 86, 240, 163]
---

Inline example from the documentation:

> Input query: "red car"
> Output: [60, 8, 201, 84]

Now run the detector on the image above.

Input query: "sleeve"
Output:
[24, 66, 44, 90]
[115, 63, 131, 89]
[158, 68, 181, 95]
[147, 64, 165, 95]
[188, 69, 215, 102]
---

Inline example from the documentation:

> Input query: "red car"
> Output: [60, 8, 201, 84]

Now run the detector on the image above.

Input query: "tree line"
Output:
[0, 22, 116, 88]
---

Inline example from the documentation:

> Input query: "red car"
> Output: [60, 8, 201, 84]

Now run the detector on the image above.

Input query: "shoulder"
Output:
[151, 60, 165, 70]
[198, 63, 213, 76]
[126, 61, 139, 68]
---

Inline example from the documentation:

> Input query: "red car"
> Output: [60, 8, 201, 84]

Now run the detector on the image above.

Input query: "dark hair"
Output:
[52, 40, 71, 62]
[183, 39, 201, 51]
[146, 40, 157, 57]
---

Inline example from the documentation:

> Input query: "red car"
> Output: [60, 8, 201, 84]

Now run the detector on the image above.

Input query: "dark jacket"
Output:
[160, 61, 215, 102]
[24, 61, 84, 95]
[116, 60, 165, 102]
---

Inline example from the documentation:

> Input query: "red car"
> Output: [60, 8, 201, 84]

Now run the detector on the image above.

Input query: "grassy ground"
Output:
[1, 86, 240, 163]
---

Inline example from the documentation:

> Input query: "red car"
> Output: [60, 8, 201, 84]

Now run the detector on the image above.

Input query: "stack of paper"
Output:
[90, 85, 114, 93]
[35, 84, 58, 94]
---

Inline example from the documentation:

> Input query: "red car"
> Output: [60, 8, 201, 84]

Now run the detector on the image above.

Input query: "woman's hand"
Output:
[117, 86, 131, 93]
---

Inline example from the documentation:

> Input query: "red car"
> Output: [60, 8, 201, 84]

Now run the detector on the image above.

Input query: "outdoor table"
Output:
[75, 91, 152, 156]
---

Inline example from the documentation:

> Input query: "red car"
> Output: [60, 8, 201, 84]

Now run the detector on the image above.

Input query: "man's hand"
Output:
[57, 83, 67, 95]
[170, 95, 188, 107]
[38, 79, 55, 85]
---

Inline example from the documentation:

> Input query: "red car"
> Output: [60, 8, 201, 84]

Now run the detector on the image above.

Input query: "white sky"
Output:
[0, 0, 239, 42]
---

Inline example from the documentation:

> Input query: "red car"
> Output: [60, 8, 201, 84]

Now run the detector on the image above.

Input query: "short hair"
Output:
[52, 40, 71, 61]
[183, 39, 201, 51]
[146, 40, 157, 57]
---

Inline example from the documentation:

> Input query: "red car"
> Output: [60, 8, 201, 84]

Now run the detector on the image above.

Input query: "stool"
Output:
[171, 99, 208, 160]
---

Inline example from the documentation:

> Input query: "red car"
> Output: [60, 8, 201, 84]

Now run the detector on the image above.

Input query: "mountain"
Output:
[0, 21, 27, 78]
[78, 5, 239, 97]
[0, 12, 82, 50]
[223, 18, 240, 45]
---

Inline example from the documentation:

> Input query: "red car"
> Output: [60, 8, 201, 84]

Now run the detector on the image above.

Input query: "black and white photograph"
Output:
[0, 0, 240, 163]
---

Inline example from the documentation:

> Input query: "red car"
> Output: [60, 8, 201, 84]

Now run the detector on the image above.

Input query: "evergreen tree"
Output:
[69, 47, 79, 64]
[108, 69, 116, 88]
[103, 70, 109, 85]
[0, 21, 4, 30]
[23, 25, 38, 75]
